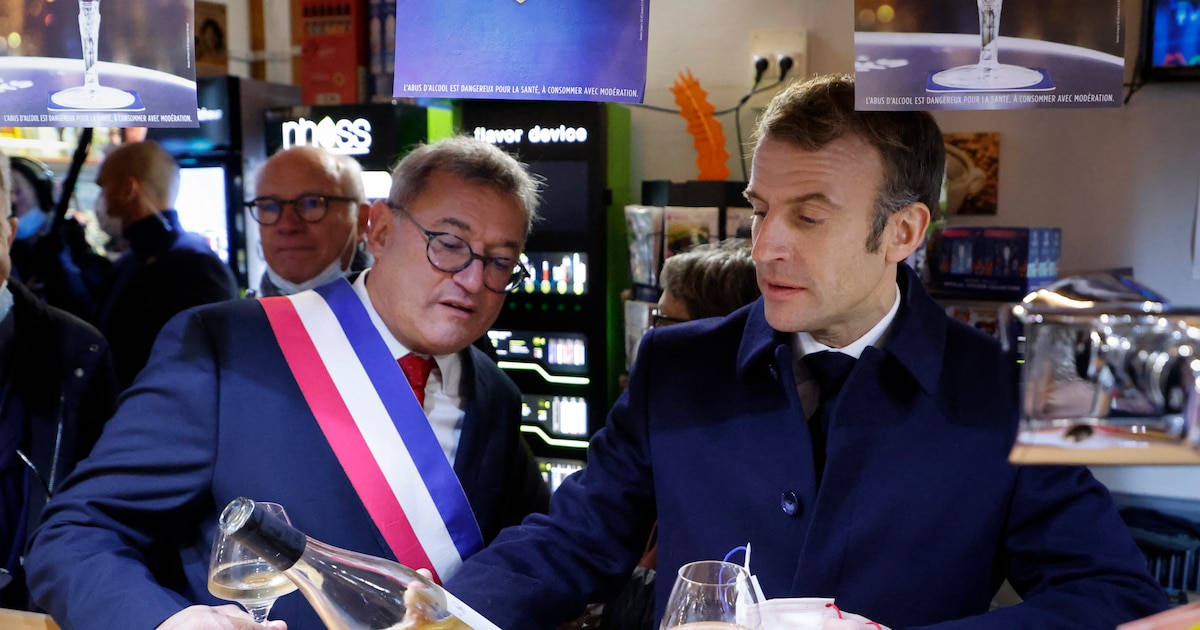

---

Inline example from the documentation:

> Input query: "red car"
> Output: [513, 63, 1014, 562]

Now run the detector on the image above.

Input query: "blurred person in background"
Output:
[0, 148, 119, 612]
[653, 238, 760, 326]
[8, 156, 112, 320]
[26, 136, 550, 630]
[90, 140, 238, 389]
[248, 146, 371, 297]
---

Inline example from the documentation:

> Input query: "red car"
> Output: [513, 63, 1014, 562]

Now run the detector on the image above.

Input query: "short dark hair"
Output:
[752, 73, 944, 252]
[660, 239, 760, 320]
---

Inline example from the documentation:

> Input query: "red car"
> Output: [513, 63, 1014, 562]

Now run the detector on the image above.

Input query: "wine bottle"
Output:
[218, 497, 499, 630]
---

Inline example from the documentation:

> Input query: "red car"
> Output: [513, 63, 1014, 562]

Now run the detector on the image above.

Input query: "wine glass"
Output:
[659, 560, 761, 630]
[931, 0, 1044, 90]
[49, 0, 137, 110]
[208, 501, 299, 623]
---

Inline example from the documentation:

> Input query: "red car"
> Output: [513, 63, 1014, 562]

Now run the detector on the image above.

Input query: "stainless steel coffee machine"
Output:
[1007, 272, 1200, 465]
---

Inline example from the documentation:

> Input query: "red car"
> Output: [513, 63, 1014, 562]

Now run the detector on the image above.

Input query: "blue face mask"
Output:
[14, 210, 47, 240]
[0, 282, 12, 322]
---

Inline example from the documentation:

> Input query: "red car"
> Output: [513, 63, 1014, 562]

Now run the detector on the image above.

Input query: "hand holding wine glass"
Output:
[208, 502, 298, 624]
[659, 560, 761, 630]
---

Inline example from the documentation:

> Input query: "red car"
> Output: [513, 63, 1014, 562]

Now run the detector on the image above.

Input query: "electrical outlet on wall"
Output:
[749, 29, 807, 85]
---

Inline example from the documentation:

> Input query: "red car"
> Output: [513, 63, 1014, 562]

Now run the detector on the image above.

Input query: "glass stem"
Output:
[79, 0, 102, 89]
[976, 0, 1003, 68]
[248, 604, 273, 624]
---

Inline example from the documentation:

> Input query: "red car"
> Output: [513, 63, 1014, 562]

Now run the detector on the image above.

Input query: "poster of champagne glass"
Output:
[0, 0, 198, 127]
[391, 0, 649, 103]
[854, 0, 1125, 110]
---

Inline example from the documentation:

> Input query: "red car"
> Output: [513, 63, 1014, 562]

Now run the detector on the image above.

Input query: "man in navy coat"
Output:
[91, 140, 239, 389]
[26, 136, 550, 630]
[443, 74, 1169, 628]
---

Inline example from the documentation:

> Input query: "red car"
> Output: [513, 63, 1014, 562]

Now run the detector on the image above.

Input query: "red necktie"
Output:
[398, 354, 436, 408]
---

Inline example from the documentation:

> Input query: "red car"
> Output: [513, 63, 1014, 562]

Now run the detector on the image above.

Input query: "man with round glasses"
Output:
[246, 146, 372, 297]
[27, 136, 552, 630]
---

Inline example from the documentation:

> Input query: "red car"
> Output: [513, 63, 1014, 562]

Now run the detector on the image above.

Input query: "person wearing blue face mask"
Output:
[247, 146, 372, 298]
[7, 156, 112, 322]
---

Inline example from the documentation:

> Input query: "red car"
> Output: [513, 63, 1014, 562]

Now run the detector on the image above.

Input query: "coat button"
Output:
[74, 368, 85, 378]
[781, 490, 800, 516]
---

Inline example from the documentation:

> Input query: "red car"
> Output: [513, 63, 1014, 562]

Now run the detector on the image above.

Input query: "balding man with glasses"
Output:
[26, 136, 551, 630]
[246, 146, 372, 297]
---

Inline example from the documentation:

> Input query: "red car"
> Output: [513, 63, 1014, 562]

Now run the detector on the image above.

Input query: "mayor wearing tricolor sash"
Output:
[25, 136, 552, 630]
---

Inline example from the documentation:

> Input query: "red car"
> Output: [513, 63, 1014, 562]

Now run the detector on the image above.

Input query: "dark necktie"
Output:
[398, 354, 436, 408]
[803, 351, 857, 484]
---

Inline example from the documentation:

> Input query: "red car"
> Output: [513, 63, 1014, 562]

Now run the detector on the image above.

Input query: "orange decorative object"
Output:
[669, 70, 730, 181]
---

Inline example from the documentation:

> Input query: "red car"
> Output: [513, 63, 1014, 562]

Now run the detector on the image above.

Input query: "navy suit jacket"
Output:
[446, 266, 1168, 629]
[26, 297, 549, 630]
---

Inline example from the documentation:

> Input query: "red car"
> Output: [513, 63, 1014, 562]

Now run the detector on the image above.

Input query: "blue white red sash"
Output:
[260, 278, 483, 583]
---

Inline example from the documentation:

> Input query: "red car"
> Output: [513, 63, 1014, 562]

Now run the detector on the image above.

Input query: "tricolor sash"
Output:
[260, 278, 483, 583]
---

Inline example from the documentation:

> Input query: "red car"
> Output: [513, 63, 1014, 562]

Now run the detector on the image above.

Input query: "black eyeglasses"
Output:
[391, 204, 530, 293]
[244, 194, 356, 225]
[650, 309, 688, 328]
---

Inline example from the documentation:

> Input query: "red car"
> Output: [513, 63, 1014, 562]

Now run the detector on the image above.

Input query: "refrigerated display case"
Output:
[460, 100, 631, 490]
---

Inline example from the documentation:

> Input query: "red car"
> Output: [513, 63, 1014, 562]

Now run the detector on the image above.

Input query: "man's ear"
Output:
[884, 202, 931, 264]
[365, 200, 394, 258]
[119, 175, 141, 205]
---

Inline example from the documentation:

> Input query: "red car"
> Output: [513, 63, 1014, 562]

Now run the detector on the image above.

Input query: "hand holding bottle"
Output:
[393, 575, 470, 630]
[218, 497, 499, 630]
[155, 604, 288, 630]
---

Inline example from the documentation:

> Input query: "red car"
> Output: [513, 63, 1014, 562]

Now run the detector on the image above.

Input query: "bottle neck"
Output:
[225, 499, 308, 571]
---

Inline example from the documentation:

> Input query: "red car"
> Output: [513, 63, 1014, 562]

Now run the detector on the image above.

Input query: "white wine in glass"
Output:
[208, 501, 298, 623]
[660, 560, 761, 630]
[49, 0, 137, 110]
[931, 0, 1044, 90]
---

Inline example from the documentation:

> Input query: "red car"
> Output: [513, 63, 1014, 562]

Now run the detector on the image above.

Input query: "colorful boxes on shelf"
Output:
[931, 226, 1062, 298]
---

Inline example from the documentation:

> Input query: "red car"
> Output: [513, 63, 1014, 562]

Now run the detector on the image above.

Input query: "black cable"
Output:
[628, 79, 786, 117]
[627, 74, 790, 181]
[777, 54, 795, 83]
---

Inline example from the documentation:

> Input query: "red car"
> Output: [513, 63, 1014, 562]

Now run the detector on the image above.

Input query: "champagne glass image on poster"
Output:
[930, 0, 1045, 90]
[208, 501, 298, 623]
[48, 0, 139, 110]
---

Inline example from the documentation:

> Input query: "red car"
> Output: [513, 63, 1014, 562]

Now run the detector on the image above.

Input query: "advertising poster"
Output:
[943, 131, 999, 216]
[854, 0, 1125, 111]
[195, 1, 230, 77]
[392, 0, 649, 103]
[0, 0, 198, 128]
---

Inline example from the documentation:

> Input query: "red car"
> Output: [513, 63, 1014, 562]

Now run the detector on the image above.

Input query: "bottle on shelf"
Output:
[218, 497, 499, 630]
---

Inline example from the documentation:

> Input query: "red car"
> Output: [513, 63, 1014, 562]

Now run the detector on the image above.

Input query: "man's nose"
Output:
[452, 256, 487, 292]
[274, 201, 308, 229]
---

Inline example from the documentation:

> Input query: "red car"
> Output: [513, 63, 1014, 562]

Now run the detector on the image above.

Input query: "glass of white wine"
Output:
[931, 0, 1044, 90]
[208, 501, 298, 623]
[659, 560, 761, 630]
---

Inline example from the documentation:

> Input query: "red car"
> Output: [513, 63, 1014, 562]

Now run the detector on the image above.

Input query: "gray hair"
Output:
[387, 135, 542, 236]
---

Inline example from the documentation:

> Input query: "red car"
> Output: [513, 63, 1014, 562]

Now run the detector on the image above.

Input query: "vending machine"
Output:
[459, 100, 631, 490]
[147, 75, 302, 289]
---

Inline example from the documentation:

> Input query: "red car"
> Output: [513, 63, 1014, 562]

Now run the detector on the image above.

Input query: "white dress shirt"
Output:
[352, 270, 465, 465]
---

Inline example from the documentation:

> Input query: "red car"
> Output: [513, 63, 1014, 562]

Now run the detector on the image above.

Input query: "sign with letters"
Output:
[854, 0, 1125, 110]
[391, 0, 649, 104]
[0, 0, 198, 127]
